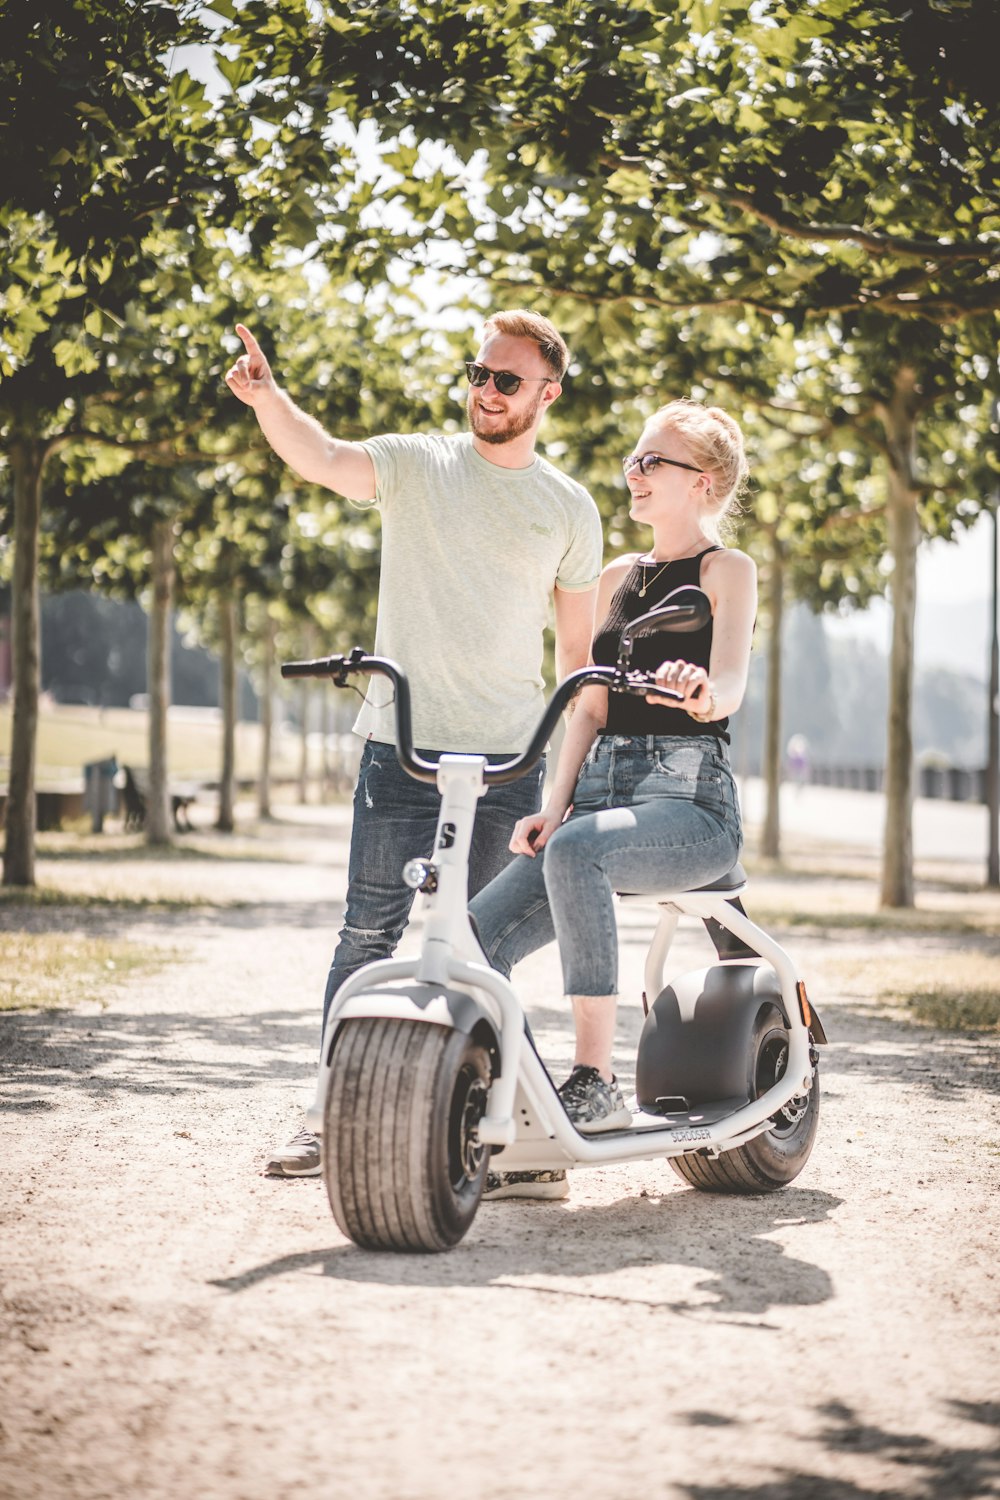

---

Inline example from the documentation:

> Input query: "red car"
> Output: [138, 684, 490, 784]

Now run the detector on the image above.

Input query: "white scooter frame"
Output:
[282, 590, 823, 1251]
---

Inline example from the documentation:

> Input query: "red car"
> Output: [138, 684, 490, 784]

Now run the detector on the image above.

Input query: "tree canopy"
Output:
[3, 0, 997, 899]
[226, 0, 995, 904]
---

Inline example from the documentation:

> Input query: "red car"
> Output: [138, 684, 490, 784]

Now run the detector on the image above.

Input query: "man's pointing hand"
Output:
[225, 324, 275, 406]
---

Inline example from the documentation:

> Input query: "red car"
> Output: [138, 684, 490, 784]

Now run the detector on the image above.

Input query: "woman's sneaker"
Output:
[482, 1170, 569, 1201]
[264, 1127, 322, 1177]
[558, 1066, 632, 1132]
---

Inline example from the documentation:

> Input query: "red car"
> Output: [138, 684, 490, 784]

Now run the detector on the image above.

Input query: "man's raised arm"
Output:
[224, 324, 376, 502]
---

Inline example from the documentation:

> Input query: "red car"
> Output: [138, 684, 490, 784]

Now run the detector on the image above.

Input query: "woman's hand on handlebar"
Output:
[646, 657, 711, 713]
[509, 806, 568, 857]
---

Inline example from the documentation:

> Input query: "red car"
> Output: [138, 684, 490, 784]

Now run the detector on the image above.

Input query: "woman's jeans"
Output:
[322, 741, 545, 1028]
[469, 734, 742, 998]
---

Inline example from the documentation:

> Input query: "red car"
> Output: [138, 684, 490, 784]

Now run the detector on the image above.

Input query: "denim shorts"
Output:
[469, 734, 742, 997]
[575, 733, 740, 829]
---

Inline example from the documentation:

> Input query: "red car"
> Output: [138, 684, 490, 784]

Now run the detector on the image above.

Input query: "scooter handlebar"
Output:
[279, 592, 706, 782]
[278, 653, 683, 786]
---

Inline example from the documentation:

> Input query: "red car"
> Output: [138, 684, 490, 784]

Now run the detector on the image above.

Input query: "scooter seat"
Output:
[617, 862, 748, 901]
[692, 862, 747, 894]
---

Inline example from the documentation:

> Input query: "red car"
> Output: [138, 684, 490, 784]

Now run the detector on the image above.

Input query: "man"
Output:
[225, 310, 603, 1180]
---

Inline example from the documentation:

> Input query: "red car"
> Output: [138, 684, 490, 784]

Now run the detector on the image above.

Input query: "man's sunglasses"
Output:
[465, 361, 554, 397]
[622, 452, 703, 478]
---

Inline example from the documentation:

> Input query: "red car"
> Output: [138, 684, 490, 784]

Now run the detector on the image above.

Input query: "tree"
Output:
[147, 516, 175, 844]
[269, 0, 998, 903]
[0, 3, 227, 879]
[0, 0, 357, 880]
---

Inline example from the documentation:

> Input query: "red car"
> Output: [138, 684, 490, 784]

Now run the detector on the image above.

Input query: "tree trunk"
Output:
[295, 623, 315, 805]
[146, 519, 174, 846]
[257, 614, 274, 821]
[761, 542, 784, 860]
[298, 681, 310, 805]
[216, 595, 238, 833]
[2, 440, 43, 887]
[878, 367, 921, 908]
[321, 682, 332, 802]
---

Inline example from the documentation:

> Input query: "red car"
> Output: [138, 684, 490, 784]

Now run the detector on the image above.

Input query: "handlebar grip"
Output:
[280, 657, 342, 680]
[280, 648, 375, 682]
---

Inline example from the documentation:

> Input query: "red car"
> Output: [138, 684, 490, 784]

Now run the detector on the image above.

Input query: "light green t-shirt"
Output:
[352, 431, 603, 752]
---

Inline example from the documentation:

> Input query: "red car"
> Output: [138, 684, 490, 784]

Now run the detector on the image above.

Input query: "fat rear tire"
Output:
[324, 1017, 491, 1251]
[670, 1003, 819, 1194]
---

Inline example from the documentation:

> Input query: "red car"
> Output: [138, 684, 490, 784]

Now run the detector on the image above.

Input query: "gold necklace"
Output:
[638, 559, 671, 598]
[637, 543, 704, 598]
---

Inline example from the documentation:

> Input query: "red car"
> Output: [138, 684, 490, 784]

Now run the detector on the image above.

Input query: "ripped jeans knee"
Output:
[322, 918, 409, 1025]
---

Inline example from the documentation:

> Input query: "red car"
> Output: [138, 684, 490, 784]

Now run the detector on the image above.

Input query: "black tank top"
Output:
[591, 546, 729, 743]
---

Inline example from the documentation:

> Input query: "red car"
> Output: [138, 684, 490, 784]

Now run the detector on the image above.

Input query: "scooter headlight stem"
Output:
[403, 858, 438, 892]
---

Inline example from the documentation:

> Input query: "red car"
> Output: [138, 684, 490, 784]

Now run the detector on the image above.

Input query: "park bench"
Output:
[0, 787, 87, 831]
[120, 766, 197, 832]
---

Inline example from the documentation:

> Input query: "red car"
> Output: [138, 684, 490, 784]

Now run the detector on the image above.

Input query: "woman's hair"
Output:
[481, 309, 570, 381]
[654, 399, 750, 541]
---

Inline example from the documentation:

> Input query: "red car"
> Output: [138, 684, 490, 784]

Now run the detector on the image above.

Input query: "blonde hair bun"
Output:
[652, 398, 749, 540]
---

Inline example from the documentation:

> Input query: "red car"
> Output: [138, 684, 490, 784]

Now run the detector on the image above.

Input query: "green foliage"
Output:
[269, 0, 998, 574]
[278, 0, 997, 318]
[23, 251, 456, 675]
[4, 0, 997, 662]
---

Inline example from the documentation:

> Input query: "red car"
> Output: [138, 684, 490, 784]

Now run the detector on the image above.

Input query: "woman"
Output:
[469, 398, 757, 1155]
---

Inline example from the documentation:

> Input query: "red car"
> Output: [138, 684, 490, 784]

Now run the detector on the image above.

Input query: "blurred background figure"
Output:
[786, 733, 811, 791]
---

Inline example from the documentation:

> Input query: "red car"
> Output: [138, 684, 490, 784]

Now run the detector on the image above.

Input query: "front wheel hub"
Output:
[450, 1068, 489, 1185]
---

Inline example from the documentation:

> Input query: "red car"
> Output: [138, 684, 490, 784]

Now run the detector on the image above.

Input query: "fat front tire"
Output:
[670, 1003, 819, 1194]
[324, 1017, 492, 1252]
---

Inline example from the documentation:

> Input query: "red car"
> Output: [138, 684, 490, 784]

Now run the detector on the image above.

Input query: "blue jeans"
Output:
[322, 741, 546, 1028]
[468, 734, 742, 997]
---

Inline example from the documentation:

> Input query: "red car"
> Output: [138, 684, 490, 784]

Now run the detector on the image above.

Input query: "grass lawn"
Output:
[825, 951, 1000, 1032]
[0, 701, 307, 783]
[0, 930, 175, 1011]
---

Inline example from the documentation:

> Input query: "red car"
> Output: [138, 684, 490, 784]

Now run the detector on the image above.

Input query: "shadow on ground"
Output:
[210, 1182, 842, 1319]
[0, 1006, 321, 1104]
[674, 1397, 999, 1499]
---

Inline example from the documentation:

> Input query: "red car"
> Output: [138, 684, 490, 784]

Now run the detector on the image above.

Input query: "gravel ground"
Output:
[1, 804, 998, 1500]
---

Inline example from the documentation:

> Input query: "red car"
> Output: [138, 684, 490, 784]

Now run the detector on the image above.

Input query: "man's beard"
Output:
[467, 387, 546, 445]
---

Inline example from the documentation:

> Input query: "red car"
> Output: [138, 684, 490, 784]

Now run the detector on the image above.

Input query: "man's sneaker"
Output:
[558, 1065, 632, 1133]
[264, 1128, 322, 1178]
[482, 1169, 569, 1201]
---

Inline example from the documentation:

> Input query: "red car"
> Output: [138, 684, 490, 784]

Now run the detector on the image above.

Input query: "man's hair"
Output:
[482, 309, 569, 381]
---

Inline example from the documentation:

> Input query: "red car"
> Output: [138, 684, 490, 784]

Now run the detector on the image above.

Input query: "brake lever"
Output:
[330, 645, 369, 687]
[615, 668, 684, 702]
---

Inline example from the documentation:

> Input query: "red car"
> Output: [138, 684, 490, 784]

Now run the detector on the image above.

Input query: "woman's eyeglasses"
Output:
[622, 452, 703, 478]
[466, 361, 554, 397]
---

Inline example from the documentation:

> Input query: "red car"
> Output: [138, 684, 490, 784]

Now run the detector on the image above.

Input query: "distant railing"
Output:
[806, 764, 986, 804]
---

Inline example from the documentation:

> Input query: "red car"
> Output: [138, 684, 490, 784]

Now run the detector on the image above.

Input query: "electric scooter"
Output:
[281, 588, 825, 1253]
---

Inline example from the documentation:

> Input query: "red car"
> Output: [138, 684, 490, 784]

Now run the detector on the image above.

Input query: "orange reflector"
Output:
[797, 981, 812, 1028]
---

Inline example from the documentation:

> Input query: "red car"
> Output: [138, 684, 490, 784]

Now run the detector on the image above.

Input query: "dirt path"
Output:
[2, 807, 998, 1500]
